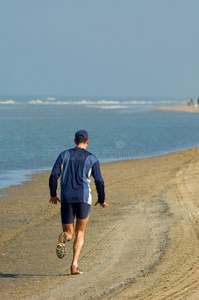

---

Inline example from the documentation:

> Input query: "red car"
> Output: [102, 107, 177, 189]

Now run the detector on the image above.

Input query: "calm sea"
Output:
[0, 96, 199, 191]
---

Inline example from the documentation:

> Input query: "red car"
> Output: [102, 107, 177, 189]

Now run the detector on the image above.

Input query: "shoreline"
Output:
[0, 168, 51, 193]
[1, 146, 199, 299]
[1, 145, 199, 194]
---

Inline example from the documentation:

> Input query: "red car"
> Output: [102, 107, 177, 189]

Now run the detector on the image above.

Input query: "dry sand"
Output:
[1, 148, 199, 300]
[152, 106, 199, 113]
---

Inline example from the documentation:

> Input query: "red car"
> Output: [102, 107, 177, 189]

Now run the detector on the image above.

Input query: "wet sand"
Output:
[1, 148, 199, 299]
[153, 105, 199, 113]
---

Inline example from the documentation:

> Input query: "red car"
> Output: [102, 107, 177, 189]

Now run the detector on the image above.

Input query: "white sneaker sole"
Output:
[56, 233, 67, 259]
[56, 242, 66, 259]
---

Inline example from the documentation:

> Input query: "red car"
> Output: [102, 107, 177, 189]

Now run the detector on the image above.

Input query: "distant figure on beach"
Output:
[49, 130, 108, 275]
[188, 98, 195, 106]
[191, 98, 195, 106]
[197, 98, 199, 107]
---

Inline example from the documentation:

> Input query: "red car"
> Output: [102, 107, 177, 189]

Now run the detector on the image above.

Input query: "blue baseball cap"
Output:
[75, 130, 89, 140]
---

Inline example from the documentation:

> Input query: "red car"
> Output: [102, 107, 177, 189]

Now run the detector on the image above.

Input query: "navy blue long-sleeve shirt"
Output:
[49, 147, 105, 204]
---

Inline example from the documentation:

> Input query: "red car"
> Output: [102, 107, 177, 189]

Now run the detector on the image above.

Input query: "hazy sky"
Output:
[0, 0, 198, 98]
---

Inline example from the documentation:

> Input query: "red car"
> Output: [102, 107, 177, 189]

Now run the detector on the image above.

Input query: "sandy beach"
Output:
[153, 105, 199, 113]
[1, 147, 199, 299]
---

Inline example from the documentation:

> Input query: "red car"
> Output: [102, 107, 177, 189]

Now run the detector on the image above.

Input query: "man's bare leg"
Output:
[72, 216, 89, 267]
[56, 223, 74, 259]
[62, 223, 74, 241]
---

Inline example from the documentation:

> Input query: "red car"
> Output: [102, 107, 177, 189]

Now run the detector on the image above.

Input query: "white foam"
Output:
[29, 100, 44, 104]
[46, 97, 56, 101]
[27, 99, 185, 106]
[123, 101, 153, 104]
[94, 100, 120, 104]
[0, 100, 15, 105]
[47, 100, 120, 105]
[86, 105, 129, 109]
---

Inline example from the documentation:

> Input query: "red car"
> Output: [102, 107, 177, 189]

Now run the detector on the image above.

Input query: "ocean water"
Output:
[0, 96, 199, 191]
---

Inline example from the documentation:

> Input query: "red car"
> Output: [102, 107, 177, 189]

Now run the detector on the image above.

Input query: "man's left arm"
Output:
[49, 154, 62, 204]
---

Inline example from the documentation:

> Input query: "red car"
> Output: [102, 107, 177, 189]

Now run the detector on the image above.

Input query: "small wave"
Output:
[59, 100, 120, 105]
[94, 100, 120, 104]
[29, 100, 82, 105]
[122, 101, 153, 104]
[121, 100, 185, 105]
[29, 99, 121, 105]
[86, 105, 129, 109]
[46, 97, 56, 101]
[28, 99, 185, 106]
[0, 100, 16, 105]
[29, 100, 43, 104]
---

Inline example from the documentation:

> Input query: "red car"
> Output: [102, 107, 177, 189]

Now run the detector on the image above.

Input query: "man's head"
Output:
[74, 130, 89, 146]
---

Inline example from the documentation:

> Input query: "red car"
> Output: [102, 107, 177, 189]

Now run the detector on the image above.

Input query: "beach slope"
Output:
[1, 148, 199, 299]
[153, 105, 199, 113]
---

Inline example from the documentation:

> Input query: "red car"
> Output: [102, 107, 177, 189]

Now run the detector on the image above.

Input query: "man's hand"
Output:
[49, 196, 60, 204]
[94, 201, 108, 208]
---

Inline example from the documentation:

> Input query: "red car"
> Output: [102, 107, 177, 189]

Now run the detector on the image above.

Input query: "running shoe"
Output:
[56, 232, 67, 259]
[71, 264, 83, 275]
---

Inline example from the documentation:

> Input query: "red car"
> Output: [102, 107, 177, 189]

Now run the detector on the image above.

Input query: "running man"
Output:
[49, 130, 108, 275]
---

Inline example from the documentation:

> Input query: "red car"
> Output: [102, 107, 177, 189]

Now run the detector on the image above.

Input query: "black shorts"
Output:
[61, 202, 91, 224]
